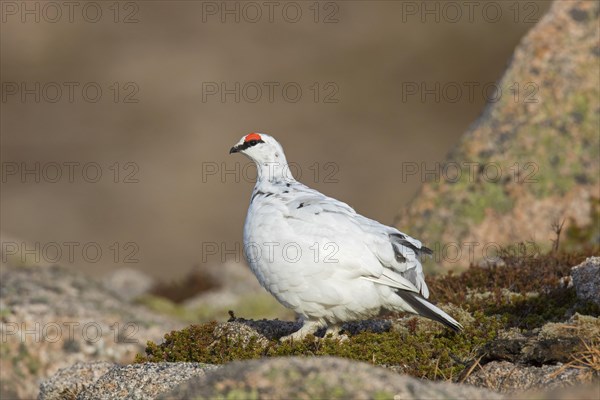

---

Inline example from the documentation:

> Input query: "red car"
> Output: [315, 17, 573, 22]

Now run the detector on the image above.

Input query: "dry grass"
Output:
[549, 339, 600, 380]
[568, 339, 600, 373]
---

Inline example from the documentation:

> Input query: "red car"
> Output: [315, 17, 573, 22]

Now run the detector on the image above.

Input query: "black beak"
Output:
[229, 138, 263, 154]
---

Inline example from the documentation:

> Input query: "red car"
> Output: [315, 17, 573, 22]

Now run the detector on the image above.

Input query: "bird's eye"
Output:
[245, 139, 261, 147]
[240, 138, 264, 150]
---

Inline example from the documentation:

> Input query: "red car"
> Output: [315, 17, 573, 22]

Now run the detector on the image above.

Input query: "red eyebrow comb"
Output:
[245, 133, 262, 142]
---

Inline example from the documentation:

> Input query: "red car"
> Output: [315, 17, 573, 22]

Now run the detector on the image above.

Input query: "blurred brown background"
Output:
[1, 0, 550, 279]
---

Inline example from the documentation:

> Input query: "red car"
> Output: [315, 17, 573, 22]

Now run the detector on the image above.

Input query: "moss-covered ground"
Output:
[135, 247, 599, 381]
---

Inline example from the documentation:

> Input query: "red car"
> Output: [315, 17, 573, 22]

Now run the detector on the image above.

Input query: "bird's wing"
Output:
[355, 216, 432, 298]
[281, 184, 431, 298]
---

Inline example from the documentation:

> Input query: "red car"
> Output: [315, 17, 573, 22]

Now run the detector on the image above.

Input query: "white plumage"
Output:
[230, 133, 462, 340]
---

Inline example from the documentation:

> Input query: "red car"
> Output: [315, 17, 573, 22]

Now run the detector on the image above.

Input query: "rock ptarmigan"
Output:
[230, 133, 462, 340]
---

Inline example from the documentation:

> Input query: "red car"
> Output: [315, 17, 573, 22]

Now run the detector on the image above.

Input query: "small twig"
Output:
[550, 218, 565, 253]
[459, 354, 484, 384]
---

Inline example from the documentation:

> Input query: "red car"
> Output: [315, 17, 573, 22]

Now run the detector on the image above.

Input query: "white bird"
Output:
[230, 133, 462, 340]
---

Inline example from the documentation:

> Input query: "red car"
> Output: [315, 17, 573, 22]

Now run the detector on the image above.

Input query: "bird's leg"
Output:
[324, 324, 341, 337]
[325, 324, 349, 342]
[280, 320, 323, 342]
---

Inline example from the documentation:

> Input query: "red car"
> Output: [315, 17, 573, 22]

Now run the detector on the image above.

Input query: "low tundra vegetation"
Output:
[135, 247, 599, 381]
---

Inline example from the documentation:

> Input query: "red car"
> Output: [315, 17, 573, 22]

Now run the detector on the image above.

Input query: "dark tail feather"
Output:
[396, 290, 463, 332]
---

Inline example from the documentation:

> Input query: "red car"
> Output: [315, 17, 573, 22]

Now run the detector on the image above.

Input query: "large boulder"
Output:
[0, 266, 183, 399]
[395, 0, 600, 266]
[38, 362, 114, 400]
[571, 256, 600, 306]
[38, 361, 218, 400]
[161, 357, 501, 400]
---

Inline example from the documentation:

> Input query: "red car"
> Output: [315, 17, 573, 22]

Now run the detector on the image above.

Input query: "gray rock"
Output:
[395, 0, 600, 265]
[160, 357, 502, 400]
[38, 361, 114, 400]
[464, 361, 594, 393]
[571, 256, 600, 306]
[482, 314, 599, 365]
[77, 362, 218, 400]
[0, 265, 182, 400]
[102, 268, 155, 302]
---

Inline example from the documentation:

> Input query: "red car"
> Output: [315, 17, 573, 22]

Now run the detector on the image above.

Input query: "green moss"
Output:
[136, 311, 503, 381]
[0, 307, 10, 320]
[526, 92, 599, 198]
[222, 389, 259, 400]
[465, 183, 514, 224]
[136, 250, 599, 382]
[11, 343, 41, 377]
[572, 92, 590, 117]
[327, 385, 347, 399]
[435, 164, 516, 227]
[134, 322, 266, 364]
[373, 391, 395, 400]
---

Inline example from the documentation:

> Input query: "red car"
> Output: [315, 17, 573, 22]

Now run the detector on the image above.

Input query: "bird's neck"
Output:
[255, 159, 295, 185]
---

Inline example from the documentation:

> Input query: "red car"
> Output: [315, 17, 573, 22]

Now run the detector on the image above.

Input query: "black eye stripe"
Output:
[239, 138, 264, 150]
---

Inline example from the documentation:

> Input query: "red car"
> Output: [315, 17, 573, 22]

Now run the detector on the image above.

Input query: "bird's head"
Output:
[229, 133, 291, 182]
[229, 133, 287, 165]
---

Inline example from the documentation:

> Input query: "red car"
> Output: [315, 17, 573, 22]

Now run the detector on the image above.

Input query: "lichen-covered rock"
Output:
[76, 362, 218, 400]
[395, 0, 600, 266]
[464, 361, 593, 393]
[467, 314, 600, 394]
[38, 361, 219, 400]
[38, 361, 114, 400]
[160, 357, 502, 400]
[571, 256, 600, 305]
[482, 314, 599, 365]
[0, 266, 183, 400]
